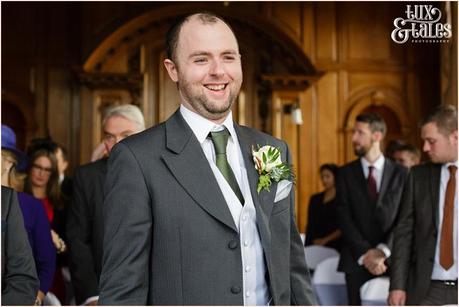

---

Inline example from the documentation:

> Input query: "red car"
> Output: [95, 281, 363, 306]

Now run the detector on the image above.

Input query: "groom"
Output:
[98, 12, 316, 305]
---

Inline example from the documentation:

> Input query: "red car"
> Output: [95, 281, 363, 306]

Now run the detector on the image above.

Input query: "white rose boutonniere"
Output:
[252, 145, 294, 194]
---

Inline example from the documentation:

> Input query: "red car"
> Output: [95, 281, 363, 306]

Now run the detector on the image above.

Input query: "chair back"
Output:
[312, 256, 348, 305]
[360, 277, 390, 306]
[304, 245, 339, 270]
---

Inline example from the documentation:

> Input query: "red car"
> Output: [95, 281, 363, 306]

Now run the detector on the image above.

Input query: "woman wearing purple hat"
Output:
[1, 124, 56, 306]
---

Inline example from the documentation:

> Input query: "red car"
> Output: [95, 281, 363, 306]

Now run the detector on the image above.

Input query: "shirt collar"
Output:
[180, 105, 236, 144]
[360, 154, 385, 171]
[443, 161, 458, 170]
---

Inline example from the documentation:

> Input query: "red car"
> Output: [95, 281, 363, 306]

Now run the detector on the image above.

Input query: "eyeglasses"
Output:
[32, 164, 53, 174]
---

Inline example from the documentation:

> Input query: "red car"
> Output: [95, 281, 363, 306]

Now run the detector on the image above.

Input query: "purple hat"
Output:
[1, 125, 28, 170]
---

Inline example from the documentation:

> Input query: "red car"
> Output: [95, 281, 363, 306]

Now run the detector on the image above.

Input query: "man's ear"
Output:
[164, 59, 178, 82]
[373, 131, 383, 143]
[450, 130, 458, 145]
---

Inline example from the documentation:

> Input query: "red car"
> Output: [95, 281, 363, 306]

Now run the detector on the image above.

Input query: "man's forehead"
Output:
[178, 17, 236, 44]
[354, 121, 370, 130]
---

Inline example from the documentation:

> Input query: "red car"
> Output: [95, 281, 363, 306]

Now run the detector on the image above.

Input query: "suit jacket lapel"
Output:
[234, 124, 274, 265]
[351, 160, 371, 202]
[234, 124, 277, 219]
[377, 159, 395, 207]
[161, 110, 238, 233]
[430, 163, 442, 229]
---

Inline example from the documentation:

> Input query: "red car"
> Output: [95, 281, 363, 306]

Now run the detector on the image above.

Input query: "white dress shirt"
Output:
[358, 155, 391, 263]
[360, 155, 385, 192]
[431, 161, 458, 280]
[180, 105, 270, 305]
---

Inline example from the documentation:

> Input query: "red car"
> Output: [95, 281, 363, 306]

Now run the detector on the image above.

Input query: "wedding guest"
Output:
[1, 125, 56, 305]
[305, 163, 342, 251]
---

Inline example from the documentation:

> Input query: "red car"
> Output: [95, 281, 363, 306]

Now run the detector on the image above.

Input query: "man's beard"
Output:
[354, 144, 370, 157]
[178, 79, 240, 120]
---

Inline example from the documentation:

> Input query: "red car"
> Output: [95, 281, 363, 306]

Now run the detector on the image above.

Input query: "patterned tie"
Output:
[209, 129, 245, 205]
[440, 165, 457, 270]
[368, 166, 378, 202]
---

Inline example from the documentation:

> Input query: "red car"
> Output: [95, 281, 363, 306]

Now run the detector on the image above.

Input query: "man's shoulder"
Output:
[121, 122, 167, 150]
[385, 158, 408, 176]
[76, 158, 108, 176]
[340, 159, 360, 172]
[410, 161, 439, 176]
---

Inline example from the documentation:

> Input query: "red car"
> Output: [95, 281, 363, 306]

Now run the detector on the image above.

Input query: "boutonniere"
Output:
[252, 145, 294, 194]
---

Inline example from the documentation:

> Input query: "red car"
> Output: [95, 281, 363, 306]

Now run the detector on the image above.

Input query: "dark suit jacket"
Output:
[98, 110, 316, 305]
[67, 158, 107, 304]
[336, 158, 407, 273]
[390, 163, 444, 305]
[1, 186, 39, 305]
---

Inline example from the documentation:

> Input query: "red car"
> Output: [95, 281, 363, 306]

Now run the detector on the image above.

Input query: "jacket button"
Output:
[231, 286, 241, 294]
[228, 240, 238, 249]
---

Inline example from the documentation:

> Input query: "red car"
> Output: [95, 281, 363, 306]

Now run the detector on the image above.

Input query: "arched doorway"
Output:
[343, 87, 411, 162]
[77, 4, 320, 164]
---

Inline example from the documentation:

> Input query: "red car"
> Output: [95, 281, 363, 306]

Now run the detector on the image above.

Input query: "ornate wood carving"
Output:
[76, 71, 142, 106]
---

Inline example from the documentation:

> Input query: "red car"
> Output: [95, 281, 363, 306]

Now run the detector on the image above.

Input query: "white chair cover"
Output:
[312, 256, 348, 305]
[304, 245, 339, 270]
[360, 277, 390, 306]
[44, 291, 62, 306]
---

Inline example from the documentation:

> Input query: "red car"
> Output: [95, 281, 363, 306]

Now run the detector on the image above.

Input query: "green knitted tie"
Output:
[210, 129, 245, 205]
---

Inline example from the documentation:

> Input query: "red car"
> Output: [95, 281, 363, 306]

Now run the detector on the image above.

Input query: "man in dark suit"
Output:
[336, 113, 407, 305]
[98, 12, 316, 305]
[66, 104, 145, 305]
[389, 105, 458, 305]
[1, 186, 39, 305]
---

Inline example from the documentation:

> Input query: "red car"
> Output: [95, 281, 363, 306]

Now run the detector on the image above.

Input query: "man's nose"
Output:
[209, 60, 225, 76]
[422, 141, 430, 152]
[351, 133, 358, 142]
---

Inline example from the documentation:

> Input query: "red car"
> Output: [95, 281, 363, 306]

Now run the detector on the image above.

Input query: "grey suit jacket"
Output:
[336, 158, 407, 273]
[98, 110, 316, 305]
[67, 158, 107, 304]
[1, 186, 39, 305]
[390, 163, 443, 305]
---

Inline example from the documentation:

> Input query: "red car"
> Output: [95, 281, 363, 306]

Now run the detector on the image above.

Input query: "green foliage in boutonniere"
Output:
[252, 145, 294, 193]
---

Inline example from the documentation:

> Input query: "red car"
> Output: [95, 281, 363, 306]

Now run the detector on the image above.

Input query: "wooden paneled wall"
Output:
[2, 2, 456, 232]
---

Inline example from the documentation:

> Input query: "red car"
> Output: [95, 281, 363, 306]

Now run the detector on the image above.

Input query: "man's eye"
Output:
[223, 56, 235, 61]
[194, 58, 207, 63]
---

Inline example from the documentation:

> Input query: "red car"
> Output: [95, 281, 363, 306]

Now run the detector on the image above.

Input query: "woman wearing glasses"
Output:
[24, 144, 68, 303]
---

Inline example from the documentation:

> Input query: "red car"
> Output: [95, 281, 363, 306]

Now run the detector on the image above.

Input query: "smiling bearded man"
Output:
[98, 12, 316, 306]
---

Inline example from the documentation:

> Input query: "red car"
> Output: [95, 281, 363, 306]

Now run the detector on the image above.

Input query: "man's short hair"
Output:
[356, 113, 387, 136]
[395, 144, 421, 160]
[102, 104, 145, 130]
[165, 12, 236, 63]
[421, 104, 458, 136]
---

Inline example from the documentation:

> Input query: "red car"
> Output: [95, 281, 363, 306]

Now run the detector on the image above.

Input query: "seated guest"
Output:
[305, 163, 342, 251]
[1, 125, 56, 305]
[2, 186, 39, 305]
[392, 143, 421, 170]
